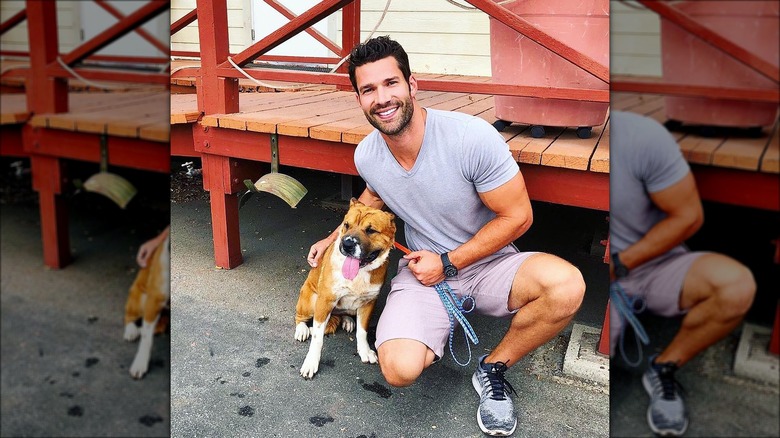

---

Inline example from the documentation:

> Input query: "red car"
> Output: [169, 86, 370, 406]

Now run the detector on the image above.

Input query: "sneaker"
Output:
[641, 354, 688, 436]
[471, 354, 517, 436]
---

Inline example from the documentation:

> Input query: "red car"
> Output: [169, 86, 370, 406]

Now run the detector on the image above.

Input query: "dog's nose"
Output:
[342, 236, 357, 252]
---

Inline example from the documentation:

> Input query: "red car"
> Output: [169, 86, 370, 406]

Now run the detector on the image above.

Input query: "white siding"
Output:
[169, 0, 492, 75]
[610, 0, 662, 76]
[0, 0, 81, 55]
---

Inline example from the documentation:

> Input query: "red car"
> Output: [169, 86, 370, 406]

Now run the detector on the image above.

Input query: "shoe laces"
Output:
[655, 362, 685, 401]
[483, 361, 517, 401]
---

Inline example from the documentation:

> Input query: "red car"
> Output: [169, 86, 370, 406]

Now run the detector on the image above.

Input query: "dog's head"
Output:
[338, 198, 396, 280]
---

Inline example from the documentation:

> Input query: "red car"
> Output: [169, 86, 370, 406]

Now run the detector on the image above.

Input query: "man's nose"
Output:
[376, 86, 391, 105]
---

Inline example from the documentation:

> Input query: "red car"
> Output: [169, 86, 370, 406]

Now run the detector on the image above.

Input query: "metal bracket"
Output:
[270, 133, 279, 173]
[99, 133, 109, 172]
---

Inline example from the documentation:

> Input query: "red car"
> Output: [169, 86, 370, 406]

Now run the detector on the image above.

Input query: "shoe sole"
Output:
[641, 373, 689, 437]
[472, 373, 517, 436]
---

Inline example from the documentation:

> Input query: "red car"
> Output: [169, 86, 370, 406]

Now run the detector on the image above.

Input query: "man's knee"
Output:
[544, 263, 586, 321]
[716, 263, 756, 319]
[377, 341, 427, 387]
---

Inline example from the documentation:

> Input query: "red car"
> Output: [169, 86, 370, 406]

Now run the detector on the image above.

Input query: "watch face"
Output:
[444, 265, 458, 277]
[615, 265, 629, 279]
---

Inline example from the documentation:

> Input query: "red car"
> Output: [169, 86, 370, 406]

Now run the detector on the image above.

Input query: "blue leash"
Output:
[434, 281, 479, 366]
[610, 281, 649, 367]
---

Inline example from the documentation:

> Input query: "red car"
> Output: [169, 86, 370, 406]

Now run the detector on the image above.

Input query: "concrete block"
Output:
[563, 323, 610, 385]
[733, 323, 779, 385]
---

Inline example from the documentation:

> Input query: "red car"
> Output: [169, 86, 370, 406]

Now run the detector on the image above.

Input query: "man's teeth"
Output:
[378, 107, 397, 117]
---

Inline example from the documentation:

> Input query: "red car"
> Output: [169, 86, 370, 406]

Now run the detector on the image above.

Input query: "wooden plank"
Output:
[712, 130, 772, 171]
[760, 124, 779, 173]
[678, 135, 725, 165]
[0, 94, 29, 125]
[171, 94, 200, 124]
[508, 127, 565, 165]
[542, 122, 607, 171]
[203, 90, 340, 130]
[590, 118, 610, 173]
[277, 104, 364, 138]
[139, 122, 170, 142]
[245, 94, 358, 134]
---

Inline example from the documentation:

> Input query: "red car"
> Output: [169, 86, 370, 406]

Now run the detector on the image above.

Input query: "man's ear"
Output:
[409, 74, 418, 98]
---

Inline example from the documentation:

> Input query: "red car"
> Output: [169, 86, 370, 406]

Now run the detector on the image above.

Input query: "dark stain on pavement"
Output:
[256, 357, 270, 368]
[356, 434, 377, 438]
[139, 414, 163, 427]
[238, 406, 255, 417]
[309, 414, 334, 427]
[59, 391, 75, 398]
[242, 371, 251, 377]
[229, 392, 246, 399]
[258, 316, 268, 323]
[87, 316, 98, 324]
[85, 357, 99, 368]
[361, 381, 391, 398]
[67, 406, 83, 417]
[322, 359, 335, 368]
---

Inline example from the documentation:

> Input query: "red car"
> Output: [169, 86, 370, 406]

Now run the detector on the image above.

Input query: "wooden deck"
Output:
[613, 92, 779, 211]
[171, 90, 611, 174]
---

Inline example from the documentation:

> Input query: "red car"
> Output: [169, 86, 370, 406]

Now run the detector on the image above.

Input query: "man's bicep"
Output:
[648, 172, 702, 219]
[357, 187, 385, 210]
[479, 172, 531, 219]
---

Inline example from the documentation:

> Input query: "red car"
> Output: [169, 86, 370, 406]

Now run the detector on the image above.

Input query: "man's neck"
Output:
[383, 105, 427, 171]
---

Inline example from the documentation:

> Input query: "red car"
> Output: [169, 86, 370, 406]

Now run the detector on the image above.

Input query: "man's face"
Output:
[354, 57, 416, 136]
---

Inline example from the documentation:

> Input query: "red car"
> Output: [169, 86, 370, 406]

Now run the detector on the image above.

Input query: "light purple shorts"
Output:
[375, 245, 538, 360]
[609, 248, 709, 356]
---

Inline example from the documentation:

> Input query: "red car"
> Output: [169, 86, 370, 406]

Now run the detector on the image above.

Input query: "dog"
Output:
[295, 198, 396, 379]
[123, 234, 170, 379]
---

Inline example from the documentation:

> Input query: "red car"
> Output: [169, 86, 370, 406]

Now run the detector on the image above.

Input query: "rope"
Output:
[56, 57, 146, 91]
[444, 0, 517, 10]
[610, 281, 649, 367]
[434, 281, 479, 366]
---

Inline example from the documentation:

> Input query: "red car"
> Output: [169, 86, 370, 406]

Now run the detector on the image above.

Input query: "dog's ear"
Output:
[384, 211, 395, 221]
[349, 197, 363, 207]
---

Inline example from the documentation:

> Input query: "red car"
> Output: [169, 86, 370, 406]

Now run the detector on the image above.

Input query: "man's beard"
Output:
[365, 96, 414, 136]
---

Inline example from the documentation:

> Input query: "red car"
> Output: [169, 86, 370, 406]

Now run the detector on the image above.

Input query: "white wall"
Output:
[0, 1, 81, 55]
[610, 0, 662, 76]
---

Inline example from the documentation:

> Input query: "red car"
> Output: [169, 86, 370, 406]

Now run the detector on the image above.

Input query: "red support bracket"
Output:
[598, 301, 611, 356]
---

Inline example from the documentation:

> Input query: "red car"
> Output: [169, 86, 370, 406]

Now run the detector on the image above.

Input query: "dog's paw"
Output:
[123, 323, 140, 342]
[129, 356, 149, 379]
[300, 357, 319, 379]
[358, 348, 378, 364]
[341, 316, 355, 333]
[294, 322, 310, 342]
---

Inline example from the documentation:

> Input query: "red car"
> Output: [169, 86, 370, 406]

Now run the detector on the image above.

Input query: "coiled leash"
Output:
[394, 242, 479, 366]
[610, 281, 649, 367]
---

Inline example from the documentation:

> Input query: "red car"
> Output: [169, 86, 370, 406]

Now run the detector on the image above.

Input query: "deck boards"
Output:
[17, 91, 169, 142]
[171, 90, 611, 173]
[612, 92, 779, 174]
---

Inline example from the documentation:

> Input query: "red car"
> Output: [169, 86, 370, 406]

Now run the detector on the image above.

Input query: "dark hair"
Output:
[347, 36, 411, 93]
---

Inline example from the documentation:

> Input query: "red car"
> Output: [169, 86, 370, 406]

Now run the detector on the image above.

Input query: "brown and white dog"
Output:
[123, 234, 170, 379]
[295, 198, 396, 379]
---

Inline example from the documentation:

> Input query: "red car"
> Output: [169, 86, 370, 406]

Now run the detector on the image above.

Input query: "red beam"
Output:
[639, 0, 779, 83]
[171, 8, 197, 35]
[0, 8, 26, 36]
[25, 0, 68, 114]
[264, 0, 342, 56]
[60, 0, 169, 66]
[0, 125, 26, 157]
[24, 128, 169, 173]
[230, 0, 352, 66]
[598, 301, 610, 356]
[520, 165, 609, 211]
[171, 123, 198, 157]
[213, 66, 610, 102]
[611, 75, 780, 104]
[196, 0, 238, 114]
[46, 65, 170, 85]
[171, 51, 341, 65]
[691, 165, 780, 211]
[95, 0, 168, 55]
[465, 0, 609, 84]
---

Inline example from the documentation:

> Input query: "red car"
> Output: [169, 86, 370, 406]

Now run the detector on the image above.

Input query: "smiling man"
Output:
[307, 36, 586, 436]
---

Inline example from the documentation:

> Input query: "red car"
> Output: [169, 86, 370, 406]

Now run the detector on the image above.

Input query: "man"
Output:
[307, 36, 586, 436]
[609, 110, 756, 436]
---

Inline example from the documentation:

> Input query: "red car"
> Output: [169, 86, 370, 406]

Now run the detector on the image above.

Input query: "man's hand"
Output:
[307, 238, 333, 268]
[405, 250, 445, 287]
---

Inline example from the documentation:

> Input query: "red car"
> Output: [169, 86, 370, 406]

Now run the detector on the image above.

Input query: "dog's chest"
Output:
[331, 274, 380, 312]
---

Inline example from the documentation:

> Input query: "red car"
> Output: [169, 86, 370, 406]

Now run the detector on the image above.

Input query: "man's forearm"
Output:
[449, 213, 531, 270]
[619, 215, 701, 270]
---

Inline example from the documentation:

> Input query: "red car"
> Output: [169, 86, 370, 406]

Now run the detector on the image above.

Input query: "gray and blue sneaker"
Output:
[471, 354, 517, 436]
[642, 354, 688, 436]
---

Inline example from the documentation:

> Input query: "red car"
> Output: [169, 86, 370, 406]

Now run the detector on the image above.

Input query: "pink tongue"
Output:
[342, 256, 360, 280]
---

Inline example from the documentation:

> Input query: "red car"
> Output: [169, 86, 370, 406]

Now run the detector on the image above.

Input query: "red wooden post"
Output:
[25, 1, 70, 269]
[196, 0, 242, 268]
[771, 301, 780, 356]
[336, 0, 361, 91]
[598, 300, 611, 356]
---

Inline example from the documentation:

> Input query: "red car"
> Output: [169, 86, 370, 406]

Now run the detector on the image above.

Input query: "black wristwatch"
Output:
[612, 252, 629, 279]
[441, 252, 458, 277]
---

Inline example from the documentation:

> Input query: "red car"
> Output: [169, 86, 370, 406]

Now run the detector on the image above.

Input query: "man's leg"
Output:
[486, 253, 586, 366]
[656, 253, 755, 366]
[377, 339, 437, 387]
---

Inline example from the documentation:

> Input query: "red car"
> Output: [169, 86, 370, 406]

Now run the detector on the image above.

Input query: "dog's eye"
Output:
[343, 223, 349, 230]
[365, 227, 377, 235]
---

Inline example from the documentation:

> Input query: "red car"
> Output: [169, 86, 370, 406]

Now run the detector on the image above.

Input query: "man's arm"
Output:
[405, 172, 533, 285]
[306, 187, 385, 267]
[616, 171, 703, 274]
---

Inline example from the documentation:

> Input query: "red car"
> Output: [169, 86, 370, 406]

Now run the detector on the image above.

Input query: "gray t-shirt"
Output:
[609, 110, 691, 254]
[354, 108, 519, 254]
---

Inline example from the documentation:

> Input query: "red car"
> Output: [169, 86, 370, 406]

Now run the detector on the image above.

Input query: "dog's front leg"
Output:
[300, 297, 336, 379]
[129, 314, 160, 379]
[355, 301, 378, 364]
